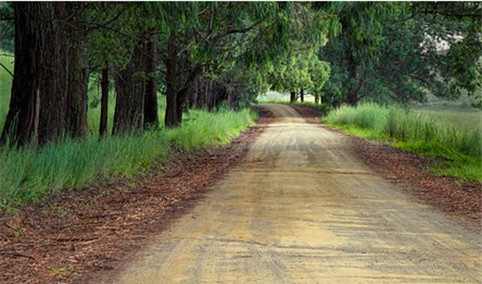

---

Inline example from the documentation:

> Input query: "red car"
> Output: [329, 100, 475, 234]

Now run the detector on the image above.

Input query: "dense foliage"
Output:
[0, 2, 480, 147]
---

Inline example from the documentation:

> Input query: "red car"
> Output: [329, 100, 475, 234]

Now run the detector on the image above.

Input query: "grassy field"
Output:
[326, 103, 482, 183]
[0, 52, 258, 210]
[413, 109, 482, 133]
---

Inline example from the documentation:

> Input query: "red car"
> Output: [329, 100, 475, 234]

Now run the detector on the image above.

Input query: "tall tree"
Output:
[266, 3, 335, 102]
[318, 2, 395, 106]
[66, 2, 89, 138]
[143, 32, 159, 128]
[99, 64, 109, 136]
[112, 44, 146, 135]
[320, 2, 482, 107]
[85, 2, 147, 135]
[1, 2, 70, 146]
[158, 2, 290, 128]
[416, 2, 482, 105]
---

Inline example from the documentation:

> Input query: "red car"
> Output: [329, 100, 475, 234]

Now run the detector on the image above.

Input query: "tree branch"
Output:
[211, 17, 267, 43]
[84, 8, 125, 33]
[0, 62, 13, 77]
[178, 66, 204, 99]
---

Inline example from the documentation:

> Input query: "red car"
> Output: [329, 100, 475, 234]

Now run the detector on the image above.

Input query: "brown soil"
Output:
[292, 104, 481, 230]
[349, 136, 482, 229]
[0, 107, 273, 284]
[289, 104, 323, 124]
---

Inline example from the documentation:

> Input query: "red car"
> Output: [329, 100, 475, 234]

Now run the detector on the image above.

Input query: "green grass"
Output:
[166, 108, 256, 150]
[413, 109, 482, 133]
[326, 103, 482, 183]
[0, 108, 257, 210]
[0, 50, 258, 210]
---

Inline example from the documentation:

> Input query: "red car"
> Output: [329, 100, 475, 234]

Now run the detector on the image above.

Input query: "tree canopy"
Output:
[0, 2, 480, 146]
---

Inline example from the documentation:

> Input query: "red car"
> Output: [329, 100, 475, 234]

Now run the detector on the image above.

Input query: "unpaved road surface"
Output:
[102, 104, 481, 284]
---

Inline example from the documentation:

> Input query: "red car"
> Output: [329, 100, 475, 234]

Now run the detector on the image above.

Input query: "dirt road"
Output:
[102, 104, 481, 284]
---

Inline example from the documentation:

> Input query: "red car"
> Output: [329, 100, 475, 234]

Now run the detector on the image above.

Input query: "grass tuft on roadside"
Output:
[326, 103, 482, 182]
[166, 108, 257, 150]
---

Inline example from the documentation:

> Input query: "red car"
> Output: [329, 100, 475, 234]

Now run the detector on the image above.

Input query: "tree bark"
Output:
[208, 79, 214, 111]
[100, 64, 109, 136]
[164, 34, 180, 128]
[290, 90, 296, 103]
[113, 45, 145, 135]
[228, 91, 239, 110]
[164, 33, 203, 128]
[143, 33, 159, 128]
[314, 92, 320, 104]
[1, 2, 69, 146]
[346, 50, 358, 106]
[66, 2, 88, 139]
[300, 87, 304, 102]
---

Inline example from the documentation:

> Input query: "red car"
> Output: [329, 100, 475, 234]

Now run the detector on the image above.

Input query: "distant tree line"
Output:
[0, 2, 479, 147]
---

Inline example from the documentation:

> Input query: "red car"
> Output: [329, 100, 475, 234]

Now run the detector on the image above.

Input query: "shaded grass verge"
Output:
[0, 108, 257, 210]
[326, 103, 482, 183]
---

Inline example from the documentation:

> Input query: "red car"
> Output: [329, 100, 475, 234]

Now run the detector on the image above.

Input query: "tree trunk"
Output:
[203, 78, 209, 109]
[164, 33, 202, 128]
[113, 45, 145, 135]
[66, 2, 88, 139]
[1, 2, 69, 146]
[143, 33, 159, 128]
[290, 90, 296, 103]
[164, 34, 180, 128]
[346, 50, 358, 106]
[208, 79, 214, 111]
[314, 92, 320, 104]
[300, 87, 304, 102]
[228, 92, 239, 110]
[99, 64, 109, 136]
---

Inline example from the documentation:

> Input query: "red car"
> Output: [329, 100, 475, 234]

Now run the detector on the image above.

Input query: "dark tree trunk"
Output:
[203, 78, 209, 109]
[143, 33, 159, 128]
[66, 2, 88, 139]
[188, 79, 196, 109]
[208, 79, 214, 111]
[113, 45, 145, 135]
[66, 43, 88, 138]
[197, 78, 205, 109]
[290, 90, 296, 103]
[314, 92, 320, 104]
[1, 2, 69, 146]
[175, 89, 184, 123]
[164, 33, 203, 128]
[321, 93, 329, 105]
[164, 35, 180, 128]
[228, 92, 239, 110]
[99, 64, 109, 136]
[346, 50, 358, 106]
[300, 87, 304, 102]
